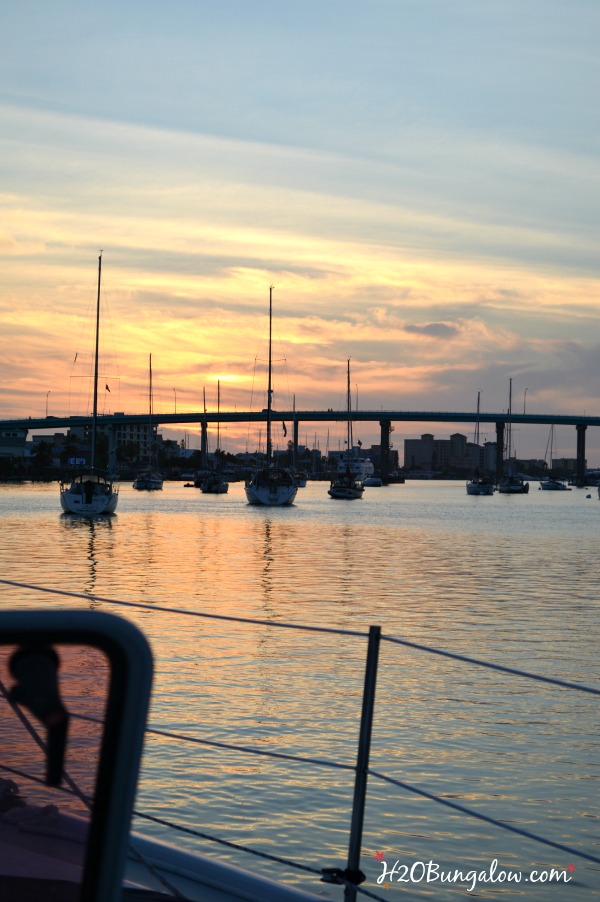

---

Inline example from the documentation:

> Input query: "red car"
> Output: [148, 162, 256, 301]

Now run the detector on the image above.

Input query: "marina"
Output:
[2, 3, 599, 897]
[0, 479, 598, 899]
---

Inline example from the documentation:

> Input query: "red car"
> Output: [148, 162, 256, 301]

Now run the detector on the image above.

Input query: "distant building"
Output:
[483, 442, 497, 473]
[30, 432, 67, 468]
[404, 433, 489, 474]
[0, 428, 28, 461]
[366, 444, 399, 472]
[550, 457, 578, 475]
[66, 420, 159, 468]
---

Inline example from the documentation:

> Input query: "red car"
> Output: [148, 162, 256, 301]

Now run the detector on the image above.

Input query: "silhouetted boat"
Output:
[466, 391, 494, 495]
[201, 380, 229, 494]
[245, 288, 297, 506]
[328, 360, 364, 500]
[498, 475, 529, 494]
[60, 254, 119, 515]
[497, 379, 528, 495]
[539, 426, 570, 491]
[539, 477, 570, 491]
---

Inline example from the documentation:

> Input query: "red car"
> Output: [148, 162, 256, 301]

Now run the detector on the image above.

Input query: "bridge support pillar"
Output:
[379, 420, 392, 484]
[576, 424, 587, 487]
[108, 425, 117, 473]
[293, 417, 299, 469]
[495, 422, 505, 484]
[201, 420, 208, 467]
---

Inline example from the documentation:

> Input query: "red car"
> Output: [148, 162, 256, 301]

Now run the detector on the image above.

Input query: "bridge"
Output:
[3, 409, 599, 486]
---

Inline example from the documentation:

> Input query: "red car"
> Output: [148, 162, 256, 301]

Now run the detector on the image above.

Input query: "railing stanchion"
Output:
[345, 624, 381, 902]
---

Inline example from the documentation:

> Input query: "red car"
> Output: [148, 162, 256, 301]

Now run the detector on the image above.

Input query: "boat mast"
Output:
[149, 354, 153, 419]
[473, 390, 481, 476]
[347, 358, 352, 470]
[149, 353, 154, 467]
[293, 393, 297, 470]
[91, 252, 102, 471]
[217, 379, 221, 459]
[545, 424, 555, 474]
[506, 377, 512, 462]
[266, 286, 274, 465]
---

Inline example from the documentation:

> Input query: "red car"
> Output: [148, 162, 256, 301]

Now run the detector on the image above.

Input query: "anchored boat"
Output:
[201, 381, 229, 494]
[466, 391, 494, 495]
[59, 254, 119, 516]
[328, 360, 364, 500]
[245, 288, 297, 507]
[497, 379, 529, 495]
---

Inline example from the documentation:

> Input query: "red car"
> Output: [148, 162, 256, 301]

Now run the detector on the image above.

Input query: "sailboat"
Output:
[466, 391, 494, 495]
[60, 254, 119, 515]
[245, 288, 298, 506]
[133, 354, 163, 490]
[328, 360, 365, 500]
[201, 380, 229, 494]
[497, 378, 529, 494]
[539, 425, 570, 491]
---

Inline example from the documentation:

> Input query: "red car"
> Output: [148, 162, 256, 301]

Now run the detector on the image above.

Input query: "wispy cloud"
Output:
[0, 1, 599, 460]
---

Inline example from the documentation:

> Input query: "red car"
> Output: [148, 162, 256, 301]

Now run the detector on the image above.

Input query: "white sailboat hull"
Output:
[133, 472, 164, 490]
[245, 468, 297, 506]
[202, 483, 229, 494]
[328, 479, 364, 500]
[200, 470, 229, 493]
[466, 480, 494, 496]
[539, 478, 570, 491]
[60, 474, 118, 515]
[497, 478, 529, 494]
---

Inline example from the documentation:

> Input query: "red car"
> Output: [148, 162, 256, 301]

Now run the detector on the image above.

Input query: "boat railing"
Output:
[1, 579, 598, 902]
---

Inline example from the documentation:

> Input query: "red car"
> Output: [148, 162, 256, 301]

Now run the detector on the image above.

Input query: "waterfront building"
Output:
[108, 419, 158, 463]
[404, 433, 483, 474]
[366, 444, 399, 472]
[0, 428, 28, 462]
[0, 427, 28, 478]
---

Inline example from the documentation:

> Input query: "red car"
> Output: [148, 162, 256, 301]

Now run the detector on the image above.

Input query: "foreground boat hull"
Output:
[0, 804, 322, 902]
[126, 830, 322, 901]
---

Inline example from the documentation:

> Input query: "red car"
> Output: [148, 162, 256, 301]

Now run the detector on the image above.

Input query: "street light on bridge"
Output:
[173, 388, 177, 414]
[46, 391, 51, 417]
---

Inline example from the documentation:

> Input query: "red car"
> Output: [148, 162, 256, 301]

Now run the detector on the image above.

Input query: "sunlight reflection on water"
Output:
[0, 479, 598, 899]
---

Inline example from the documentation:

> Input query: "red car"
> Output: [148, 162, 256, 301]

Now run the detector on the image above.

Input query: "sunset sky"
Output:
[1, 1, 599, 462]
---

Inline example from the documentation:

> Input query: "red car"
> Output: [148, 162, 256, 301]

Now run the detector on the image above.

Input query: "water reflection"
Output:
[60, 515, 114, 600]
[1, 481, 599, 900]
[260, 517, 274, 610]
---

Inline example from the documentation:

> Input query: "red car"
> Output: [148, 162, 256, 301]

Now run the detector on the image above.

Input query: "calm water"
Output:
[0, 480, 598, 899]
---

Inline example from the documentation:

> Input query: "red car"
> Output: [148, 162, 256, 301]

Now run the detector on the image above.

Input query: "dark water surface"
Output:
[0, 480, 598, 899]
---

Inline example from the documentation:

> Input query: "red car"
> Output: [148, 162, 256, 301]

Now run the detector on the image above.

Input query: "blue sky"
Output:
[1, 1, 599, 460]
